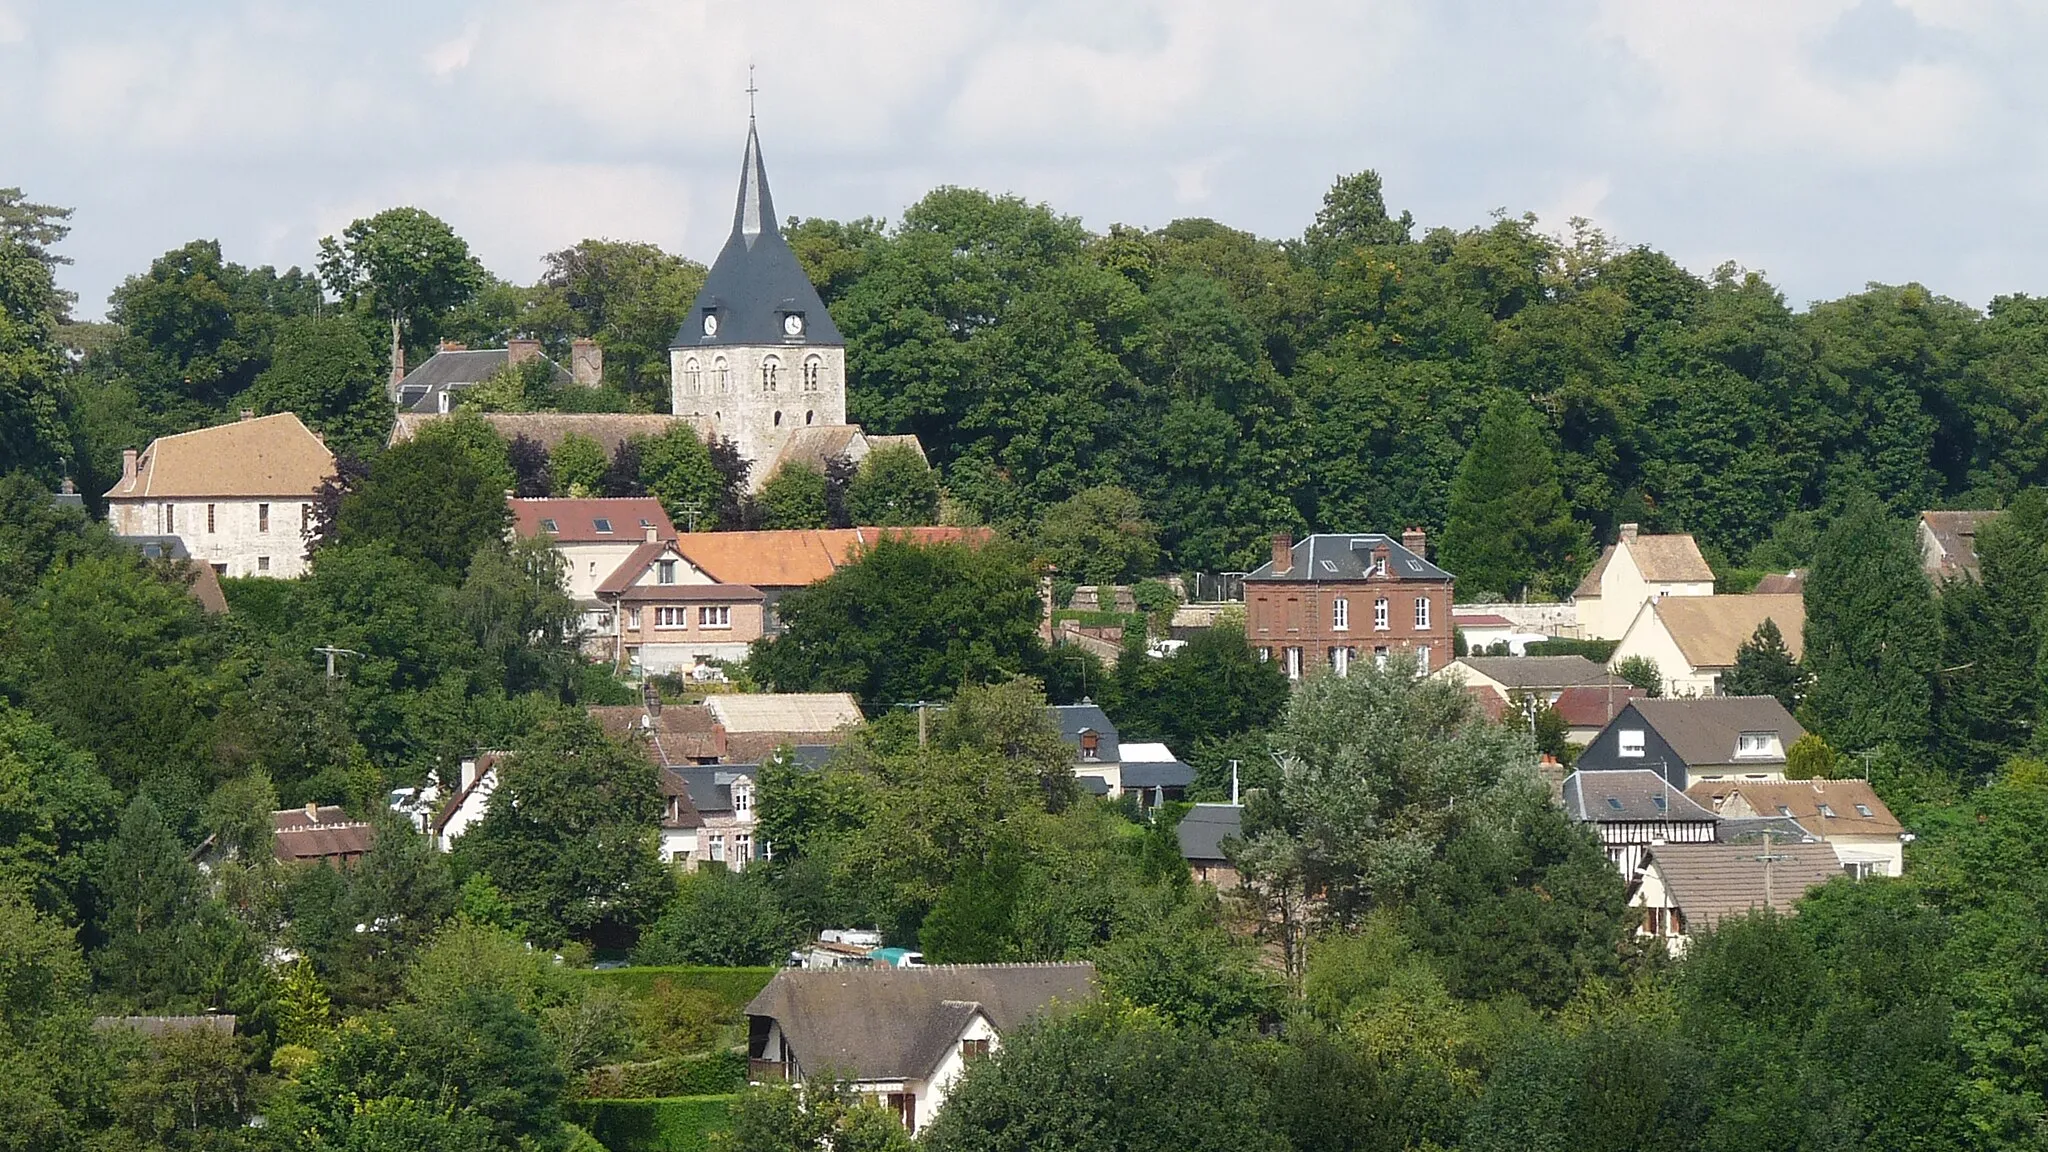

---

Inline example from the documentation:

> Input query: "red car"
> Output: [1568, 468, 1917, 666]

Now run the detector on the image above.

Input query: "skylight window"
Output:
[1855, 804, 1873, 818]
[539, 518, 558, 533]
[1322, 560, 1338, 572]
[1816, 804, 1836, 818]
[1606, 797, 1624, 810]
[1776, 804, 1792, 816]
[593, 518, 614, 534]
[1652, 795, 1668, 811]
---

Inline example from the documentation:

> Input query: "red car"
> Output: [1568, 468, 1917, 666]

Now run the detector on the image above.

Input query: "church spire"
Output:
[732, 120, 776, 246]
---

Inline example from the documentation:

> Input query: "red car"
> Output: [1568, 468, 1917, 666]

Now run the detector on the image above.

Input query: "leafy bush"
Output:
[567, 966, 777, 1014]
[563, 1096, 734, 1152]
[581, 1051, 747, 1099]
[1519, 637, 1619, 662]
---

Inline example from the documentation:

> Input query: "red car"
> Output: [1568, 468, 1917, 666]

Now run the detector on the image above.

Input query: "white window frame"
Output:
[1373, 598, 1389, 631]
[1332, 597, 1349, 631]
[1414, 596, 1431, 629]
[699, 605, 732, 629]
[654, 606, 688, 629]
[1619, 729, 1646, 758]
[657, 560, 677, 585]
[1415, 644, 1430, 674]
[1284, 647, 1302, 680]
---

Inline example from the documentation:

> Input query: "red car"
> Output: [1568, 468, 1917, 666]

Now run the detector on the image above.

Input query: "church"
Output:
[669, 117, 917, 487]
[389, 115, 918, 490]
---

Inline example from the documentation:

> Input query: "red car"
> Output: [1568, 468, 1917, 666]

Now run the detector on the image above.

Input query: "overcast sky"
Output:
[7, 0, 2045, 321]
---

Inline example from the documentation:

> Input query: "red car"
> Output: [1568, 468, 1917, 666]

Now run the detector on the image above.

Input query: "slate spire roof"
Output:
[674, 120, 844, 349]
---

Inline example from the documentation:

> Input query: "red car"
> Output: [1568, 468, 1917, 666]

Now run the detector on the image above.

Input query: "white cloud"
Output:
[0, 3, 26, 45]
[424, 20, 480, 79]
[1592, 0, 1986, 163]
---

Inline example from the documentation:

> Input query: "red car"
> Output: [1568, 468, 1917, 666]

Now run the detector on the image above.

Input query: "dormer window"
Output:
[1735, 731, 1779, 758]
[593, 518, 614, 535]
[733, 781, 753, 816]
[1079, 731, 1100, 762]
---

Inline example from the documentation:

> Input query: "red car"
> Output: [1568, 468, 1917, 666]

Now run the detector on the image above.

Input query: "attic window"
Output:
[640, 519, 654, 529]
[1855, 804, 1874, 818]
[593, 518, 614, 534]
[1079, 731, 1100, 762]
[1735, 731, 1779, 758]
[1321, 560, 1338, 572]
[1816, 804, 1836, 818]
[1605, 797, 1623, 811]
[1652, 795, 1668, 812]
[539, 518, 558, 533]
[1619, 729, 1645, 758]
[1776, 804, 1793, 817]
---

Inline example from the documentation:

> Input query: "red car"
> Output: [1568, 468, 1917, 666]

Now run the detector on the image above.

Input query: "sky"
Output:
[6, 0, 2047, 321]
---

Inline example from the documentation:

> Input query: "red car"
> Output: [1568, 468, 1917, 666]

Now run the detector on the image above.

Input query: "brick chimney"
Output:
[304, 800, 320, 823]
[1619, 522, 1640, 542]
[1402, 526, 1427, 556]
[570, 338, 602, 387]
[507, 337, 542, 366]
[121, 448, 138, 484]
[1271, 533, 1293, 576]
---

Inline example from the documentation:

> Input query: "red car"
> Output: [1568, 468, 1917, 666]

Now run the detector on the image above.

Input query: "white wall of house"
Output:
[555, 540, 670, 603]
[1826, 834, 1904, 878]
[659, 827, 699, 864]
[1628, 861, 1690, 956]
[435, 768, 496, 851]
[109, 497, 313, 578]
[915, 1011, 998, 1133]
[1608, 603, 1720, 697]
[630, 639, 754, 676]
[1580, 545, 1715, 641]
[1074, 765, 1122, 797]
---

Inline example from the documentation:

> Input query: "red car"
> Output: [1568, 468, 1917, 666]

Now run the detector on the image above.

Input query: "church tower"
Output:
[670, 118, 848, 476]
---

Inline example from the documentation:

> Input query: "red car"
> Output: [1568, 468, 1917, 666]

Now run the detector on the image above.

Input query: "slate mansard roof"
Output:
[1177, 804, 1243, 863]
[674, 120, 844, 350]
[1051, 703, 1122, 764]
[747, 963, 1096, 1082]
[1243, 534, 1452, 583]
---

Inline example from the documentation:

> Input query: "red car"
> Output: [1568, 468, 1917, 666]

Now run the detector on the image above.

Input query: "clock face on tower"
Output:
[702, 313, 719, 337]
[783, 313, 805, 337]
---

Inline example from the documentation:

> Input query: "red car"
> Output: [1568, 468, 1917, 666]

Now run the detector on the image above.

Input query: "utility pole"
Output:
[917, 701, 928, 748]
[1754, 830, 1786, 909]
[313, 646, 361, 684]
[678, 500, 706, 533]
[1230, 759, 1241, 805]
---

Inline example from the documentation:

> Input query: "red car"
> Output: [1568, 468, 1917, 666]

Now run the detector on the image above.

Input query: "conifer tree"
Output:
[1722, 618, 1806, 712]
[1801, 494, 1938, 752]
[1439, 397, 1585, 598]
[1933, 492, 2048, 778]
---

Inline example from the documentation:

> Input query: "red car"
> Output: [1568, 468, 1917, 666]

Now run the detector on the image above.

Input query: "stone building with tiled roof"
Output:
[1918, 509, 2000, 583]
[105, 411, 334, 579]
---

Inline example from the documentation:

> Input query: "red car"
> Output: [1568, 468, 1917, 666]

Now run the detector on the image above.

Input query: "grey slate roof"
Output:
[1244, 534, 1452, 583]
[116, 534, 191, 561]
[1645, 840, 1841, 929]
[1450, 655, 1621, 691]
[1050, 703, 1121, 764]
[747, 964, 1095, 1082]
[672, 121, 844, 350]
[395, 349, 573, 412]
[1562, 769, 1717, 823]
[671, 766, 752, 815]
[1628, 696, 1805, 767]
[1177, 804, 1242, 863]
[1120, 756, 1195, 790]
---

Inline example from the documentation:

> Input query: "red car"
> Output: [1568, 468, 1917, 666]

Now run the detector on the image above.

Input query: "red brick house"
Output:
[1244, 531, 1456, 680]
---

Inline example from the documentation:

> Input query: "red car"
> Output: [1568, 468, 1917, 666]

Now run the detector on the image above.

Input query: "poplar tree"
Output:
[1801, 495, 1938, 752]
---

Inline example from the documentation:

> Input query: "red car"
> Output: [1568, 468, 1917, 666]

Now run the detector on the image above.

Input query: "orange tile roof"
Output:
[670, 526, 993, 588]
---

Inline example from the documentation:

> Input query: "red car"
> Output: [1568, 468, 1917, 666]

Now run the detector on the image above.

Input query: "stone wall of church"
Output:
[670, 343, 847, 472]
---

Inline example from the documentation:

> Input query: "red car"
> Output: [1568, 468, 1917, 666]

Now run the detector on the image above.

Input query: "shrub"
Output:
[580, 1052, 747, 1100]
[564, 1096, 734, 1152]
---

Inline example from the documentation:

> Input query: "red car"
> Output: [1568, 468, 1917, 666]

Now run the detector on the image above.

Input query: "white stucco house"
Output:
[745, 963, 1096, 1135]
[1572, 525, 1717, 641]
[1607, 594, 1805, 698]
[104, 412, 335, 578]
[430, 753, 505, 852]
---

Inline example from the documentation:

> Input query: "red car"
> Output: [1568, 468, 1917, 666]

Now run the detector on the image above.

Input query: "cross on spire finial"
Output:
[746, 65, 758, 120]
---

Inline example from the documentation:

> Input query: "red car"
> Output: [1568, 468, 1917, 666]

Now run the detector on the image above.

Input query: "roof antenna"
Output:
[746, 64, 758, 121]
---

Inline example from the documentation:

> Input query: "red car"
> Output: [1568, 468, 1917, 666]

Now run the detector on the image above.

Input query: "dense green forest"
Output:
[10, 175, 2048, 595]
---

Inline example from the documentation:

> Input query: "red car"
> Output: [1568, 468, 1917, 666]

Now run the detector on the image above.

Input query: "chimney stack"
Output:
[460, 757, 480, 792]
[570, 338, 602, 387]
[1271, 533, 1293, 576]
[440, 339, 468, 353]
[304, 800, 320, 823]
[1402, 526, 1427, 556]
[1619, 522, 1640, 542]
[121, 449, 138, 484]
[507, 337, 542, 366]
[644, 523, 659, 543]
